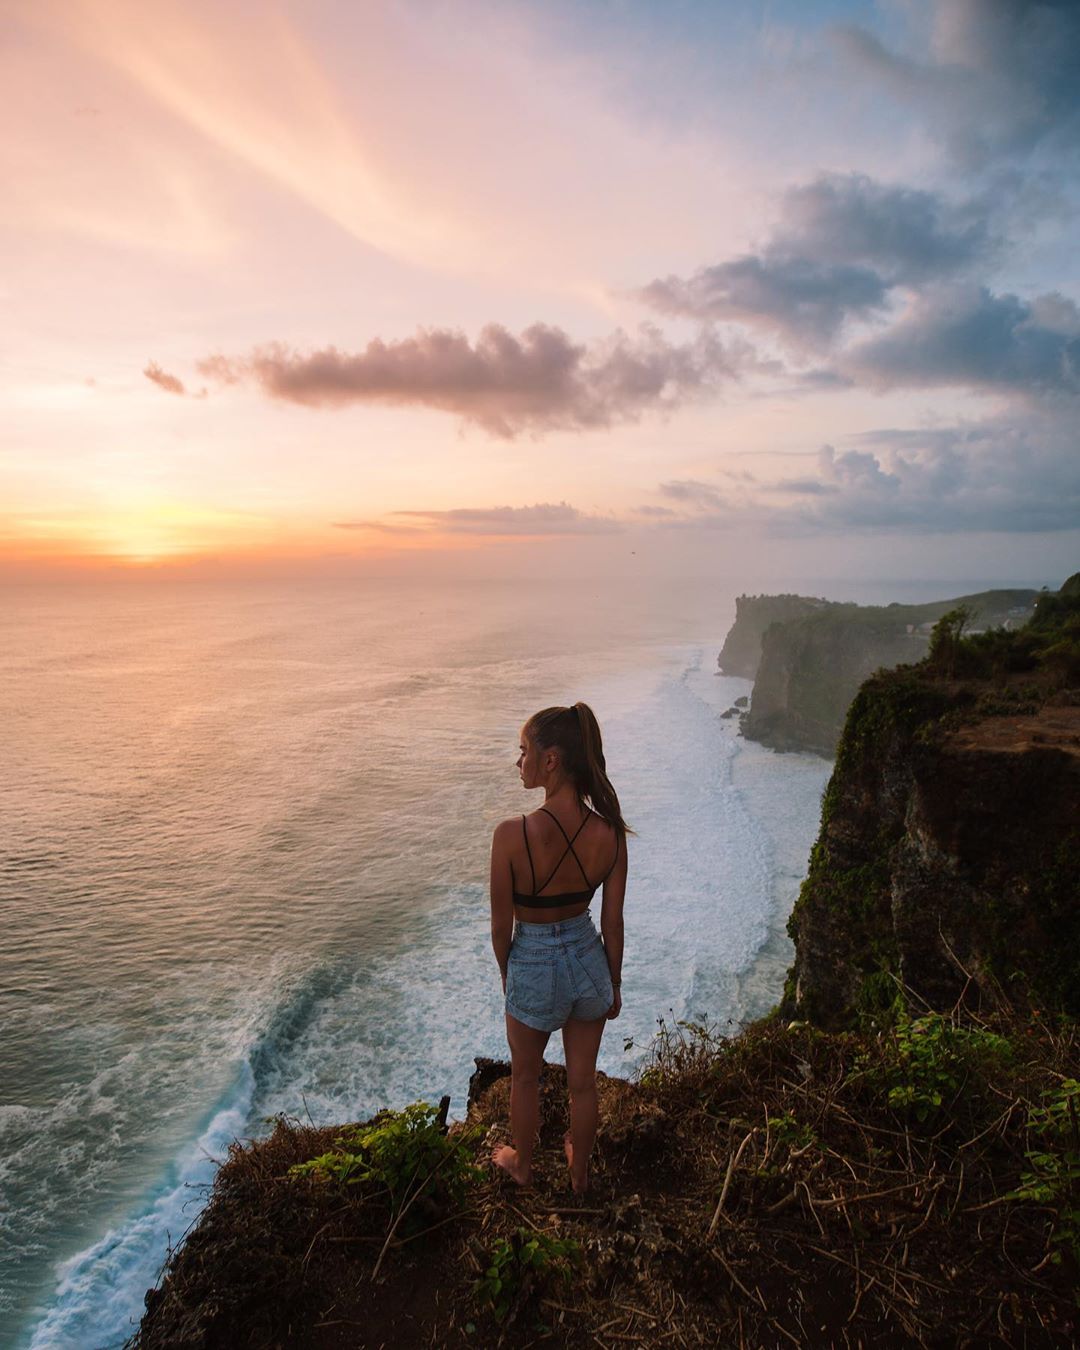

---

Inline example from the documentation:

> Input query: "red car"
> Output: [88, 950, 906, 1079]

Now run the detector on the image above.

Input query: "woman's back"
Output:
[512, 807, 620, 912]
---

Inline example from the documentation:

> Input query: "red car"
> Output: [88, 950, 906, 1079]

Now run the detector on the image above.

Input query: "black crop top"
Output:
[512, 807, 620, 908]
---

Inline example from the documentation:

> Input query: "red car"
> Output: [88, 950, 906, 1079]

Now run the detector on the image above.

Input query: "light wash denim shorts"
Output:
[505, 911, 614, 1032]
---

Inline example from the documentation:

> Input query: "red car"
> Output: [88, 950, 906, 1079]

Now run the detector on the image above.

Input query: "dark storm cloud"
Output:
[843, 286, 1080, 395]
[638, 173, 995, 347]
[197, 323, 744, 438]
[835, 0, 1080, 168]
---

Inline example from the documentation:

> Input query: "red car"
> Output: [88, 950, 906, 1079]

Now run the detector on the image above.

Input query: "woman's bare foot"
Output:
[563, 1131, 589, 1194]
[492, 1145, 531, 1186]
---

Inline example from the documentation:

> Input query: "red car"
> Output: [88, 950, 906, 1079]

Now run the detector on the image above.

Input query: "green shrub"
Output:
[289, 1101, 483, 1217]
[849, 1013, 1013, 1123]
[1010, 1078, 1080, 1266]
[474, 1228, 581, 1323]
[766, 1112, 817, 1153]
[637, 1015, 727, 1091]
[927, 606, 974, 678]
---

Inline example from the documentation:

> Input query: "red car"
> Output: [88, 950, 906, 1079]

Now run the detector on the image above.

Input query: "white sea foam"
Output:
[27, 1070, 256, 1350]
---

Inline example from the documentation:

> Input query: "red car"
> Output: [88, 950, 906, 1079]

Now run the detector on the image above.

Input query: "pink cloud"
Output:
[198, 323, 743, 438]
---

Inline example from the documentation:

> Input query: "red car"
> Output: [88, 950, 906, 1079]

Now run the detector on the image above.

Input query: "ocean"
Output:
[2, 573, 841, 1347]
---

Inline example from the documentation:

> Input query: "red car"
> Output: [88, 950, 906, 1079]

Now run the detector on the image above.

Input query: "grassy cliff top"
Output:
[829, 573, 1080, 771]
[132, 1015, 1080, 1348]
[788, 586, 1039, 632]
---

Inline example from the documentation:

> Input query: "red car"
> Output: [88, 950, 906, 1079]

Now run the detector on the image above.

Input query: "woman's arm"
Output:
[600, 832, 627, 1018]
[489, 820, 516, 991]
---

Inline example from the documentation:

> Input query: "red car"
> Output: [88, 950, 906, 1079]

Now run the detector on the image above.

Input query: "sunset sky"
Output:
[4, 0, 1078, 581]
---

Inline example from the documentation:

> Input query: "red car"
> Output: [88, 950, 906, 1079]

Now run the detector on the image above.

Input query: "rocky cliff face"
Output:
[738, 589, 1038, 757]
[716, 593, 835, 678]
[743, 612, 927, 756]
[783, 579, 1080, 1029]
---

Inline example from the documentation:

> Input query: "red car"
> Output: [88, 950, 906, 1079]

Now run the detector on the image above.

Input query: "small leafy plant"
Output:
[289, 1101, 483, 1217]
[850, 1013, 1012, 1123]
[766, 1112, 817, 1153]
[474, 1228, 581, 1323]
[638, 1015, 726, 1091]
[1010, 1078, 1080, 1265]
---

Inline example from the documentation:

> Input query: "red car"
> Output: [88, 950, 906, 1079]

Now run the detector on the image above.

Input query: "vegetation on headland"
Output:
[132, 1012, 1079, 1348]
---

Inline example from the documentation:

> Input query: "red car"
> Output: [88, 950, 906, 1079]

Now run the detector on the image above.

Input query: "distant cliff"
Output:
[737, 588, 1039, 757]
[782, 575, 1080, 1030]
[716, 593, 836, 678]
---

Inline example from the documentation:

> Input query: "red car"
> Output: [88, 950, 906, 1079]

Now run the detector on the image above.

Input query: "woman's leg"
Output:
[561, 1015, 607, 1193]
[493, 1012, 550, 1185]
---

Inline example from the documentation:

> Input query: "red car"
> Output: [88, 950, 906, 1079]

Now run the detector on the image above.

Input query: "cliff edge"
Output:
[783, 575, 1080, 1029]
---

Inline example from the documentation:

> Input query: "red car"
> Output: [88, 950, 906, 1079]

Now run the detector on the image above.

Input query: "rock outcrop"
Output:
[736, 589, 1039, 757]
[782, 577, 1080, 1029]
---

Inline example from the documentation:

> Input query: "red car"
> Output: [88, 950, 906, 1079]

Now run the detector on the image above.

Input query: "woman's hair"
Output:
[524, 701, 632, 836]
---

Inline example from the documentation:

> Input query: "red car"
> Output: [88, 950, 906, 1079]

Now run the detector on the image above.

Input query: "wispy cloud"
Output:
[336, 502, 621, 537]
[331, 519, 426, 536]
[658, 479, 729, 511]
[143, 361, 186, 395]
[199, 323, 746, 438]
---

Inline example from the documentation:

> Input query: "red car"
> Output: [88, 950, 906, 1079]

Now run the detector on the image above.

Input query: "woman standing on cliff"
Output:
[489, 702, 628, 1194]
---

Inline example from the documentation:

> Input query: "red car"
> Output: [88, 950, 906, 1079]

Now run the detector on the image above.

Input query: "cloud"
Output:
[642, 256, 888, 348]
[780, 174, 994, 281]
[658, 479, 729, 510]
[645, 401, 1080, 536]
[638, 172, 994, 348]
[348, 502, 621, 536]
[331, 519, 425, 535]
[768, 478, 838, 497]
[198, 323, 744, 437]
[835, 0, 1080, 168]
[843, 285, 1080, 395]
[143, 361, 186, 395]
[794, 411, 1079, 534]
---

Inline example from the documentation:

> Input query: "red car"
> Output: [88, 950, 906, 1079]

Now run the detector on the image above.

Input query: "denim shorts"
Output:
[505, 911, 614, 1032]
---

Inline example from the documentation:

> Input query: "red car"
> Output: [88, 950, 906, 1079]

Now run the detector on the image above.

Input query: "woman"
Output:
[489, 702, 628, 1194]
